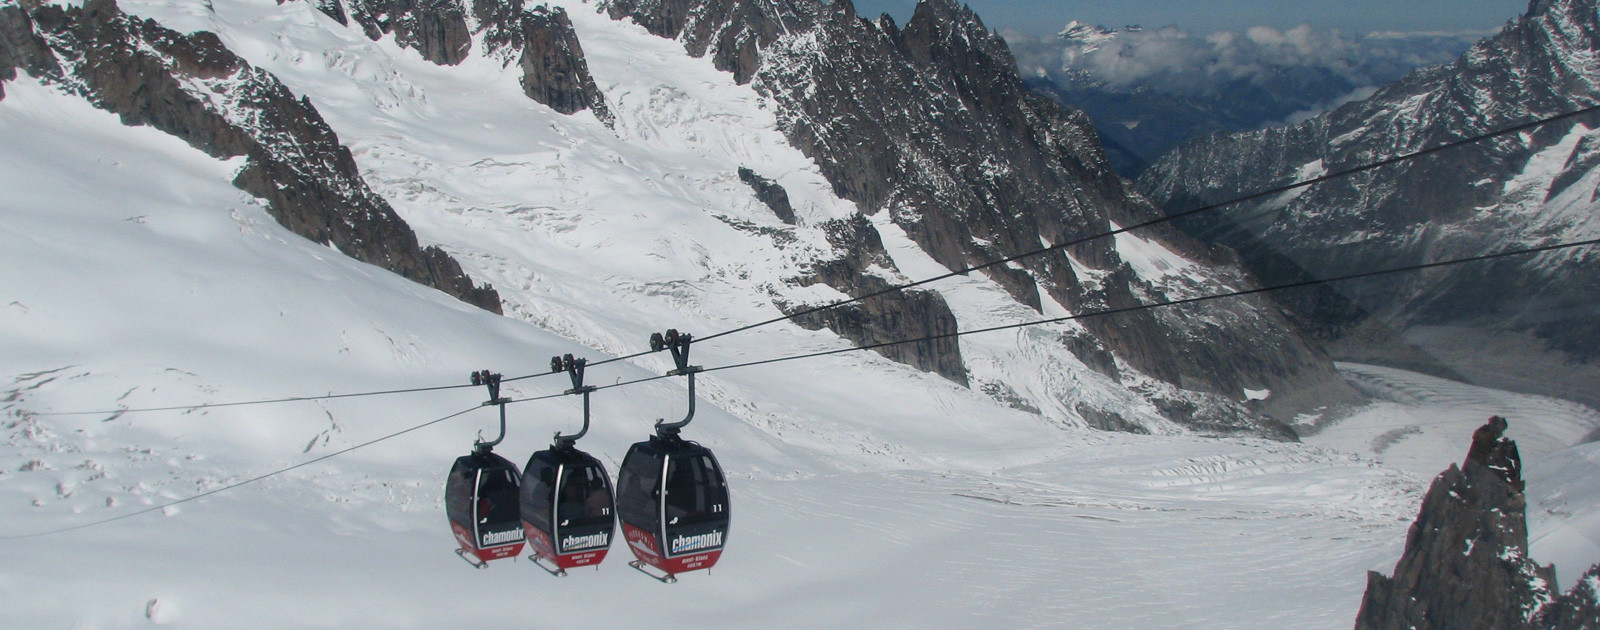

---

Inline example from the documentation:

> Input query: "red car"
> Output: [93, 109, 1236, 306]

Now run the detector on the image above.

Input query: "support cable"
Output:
[0, 404, 482, 541]
[695, 103, 1600, 345]
[10, 238, 1595, 540]
[702, 238, 1600, 374]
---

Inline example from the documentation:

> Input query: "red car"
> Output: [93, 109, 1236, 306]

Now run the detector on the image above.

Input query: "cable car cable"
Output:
[11, 239, 1594, 541]
[33, 381, 482, 417]
[693, 103, 1600, 347]
[701, 238, 1600, 374]
[0, 404, 482, 541]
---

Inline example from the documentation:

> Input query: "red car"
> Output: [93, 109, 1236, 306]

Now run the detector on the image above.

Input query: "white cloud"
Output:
[1006, 23, 1489, 95]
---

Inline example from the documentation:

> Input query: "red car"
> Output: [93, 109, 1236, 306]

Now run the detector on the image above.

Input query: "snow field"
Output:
[3, 0, 1600, 626]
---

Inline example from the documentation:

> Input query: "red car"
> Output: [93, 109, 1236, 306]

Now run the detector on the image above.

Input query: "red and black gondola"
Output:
[445, 370, 525, 568]
[617, 431, 730, 581]
[616, 330, 730, 583]
[521, 445, 616, 575]
[446, 449, 525, 568]
[520, 354, 617, 576]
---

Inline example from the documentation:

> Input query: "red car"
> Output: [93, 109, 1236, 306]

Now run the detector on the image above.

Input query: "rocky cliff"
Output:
[1355, 417, 1600, 629]
[303, 0, 611, 121]
[0, 0, 501, 312]
[789, 214, 967, 384]
[471, 0, 612, 123]
[603, 0, 821, 84]
[345, 0, 473, 66]
[1138, 0, 1600, 409]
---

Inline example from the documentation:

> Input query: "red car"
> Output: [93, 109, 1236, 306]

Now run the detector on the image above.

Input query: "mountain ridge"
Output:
[1138, 0, 1600, 410]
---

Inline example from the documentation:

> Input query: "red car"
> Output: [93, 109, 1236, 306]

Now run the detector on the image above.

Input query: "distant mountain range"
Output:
[1139, 0, 1600, 410]
[1008, 23, 1487, 176]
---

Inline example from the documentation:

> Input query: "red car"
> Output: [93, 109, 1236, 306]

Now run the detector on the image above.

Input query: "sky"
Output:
[853, 0, 1533, 36]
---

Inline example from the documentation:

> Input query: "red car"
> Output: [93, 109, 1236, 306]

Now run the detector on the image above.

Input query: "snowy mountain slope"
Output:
[3, 56, 1600, 629]
[592, 0, 1361, 431]
[87, 0, 1317, 441]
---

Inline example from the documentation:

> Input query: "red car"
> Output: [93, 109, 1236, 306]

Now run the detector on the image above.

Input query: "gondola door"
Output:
[659, 445, 729, 571]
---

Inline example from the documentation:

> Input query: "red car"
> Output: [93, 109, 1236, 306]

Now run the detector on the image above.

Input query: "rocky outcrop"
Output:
[738, 167, 796, 224]
[474, 1, 612, 122]
[1537, 565, 1600, 629]
[1138, 0, 1600, 407]
[602, 0, 821, 84]
[346, 0, 473, 66]
[785, 215, 966, 384]
[300, 0, 611, 120]
[1355, 417, 1599, 630]
[0, 4, 57, 100]
[2, 0, 501, 313]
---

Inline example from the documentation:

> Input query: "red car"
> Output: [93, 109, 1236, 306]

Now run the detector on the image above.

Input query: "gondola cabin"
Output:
[616, 433, 730, 579]
[521, 446, 616, 574]
[445, 451, 525, 568]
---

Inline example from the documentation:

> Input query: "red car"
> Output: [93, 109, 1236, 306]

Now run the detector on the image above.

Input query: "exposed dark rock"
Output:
[293, 0, 349, 26]
[602, 0, 821, 84]
[738, 167, 795, 224]
[1354, 417, 1600, 630]
[1060, 330, 1118, 380]
[785, 215, 967, 384]
[981, 380, 1040, 414]
[346, 0, 472, 65]
[515, 6, 610, 120]
[473, 0, 612, 123]
[0, 3, 59, 100]
[1537, 565, 1600, 629]
[1074, 402, 1146, 434]
[3, 0, 501, 313]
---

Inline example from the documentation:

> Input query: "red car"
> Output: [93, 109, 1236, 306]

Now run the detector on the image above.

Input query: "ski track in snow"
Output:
[1, 0, 1599, 626]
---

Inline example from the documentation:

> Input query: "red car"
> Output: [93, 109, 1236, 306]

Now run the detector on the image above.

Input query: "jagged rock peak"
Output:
[1, 0, 502, 313]
[1354, 416, 1600, 630]
[469, 1, 613, 122]
[515, 5, 612, 123]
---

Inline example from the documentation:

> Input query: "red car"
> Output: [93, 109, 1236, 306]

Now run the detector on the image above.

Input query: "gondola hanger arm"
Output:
[470, 370, 509, 452]
[650, 329, 701, 434]
[552, 354, 595, 446]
